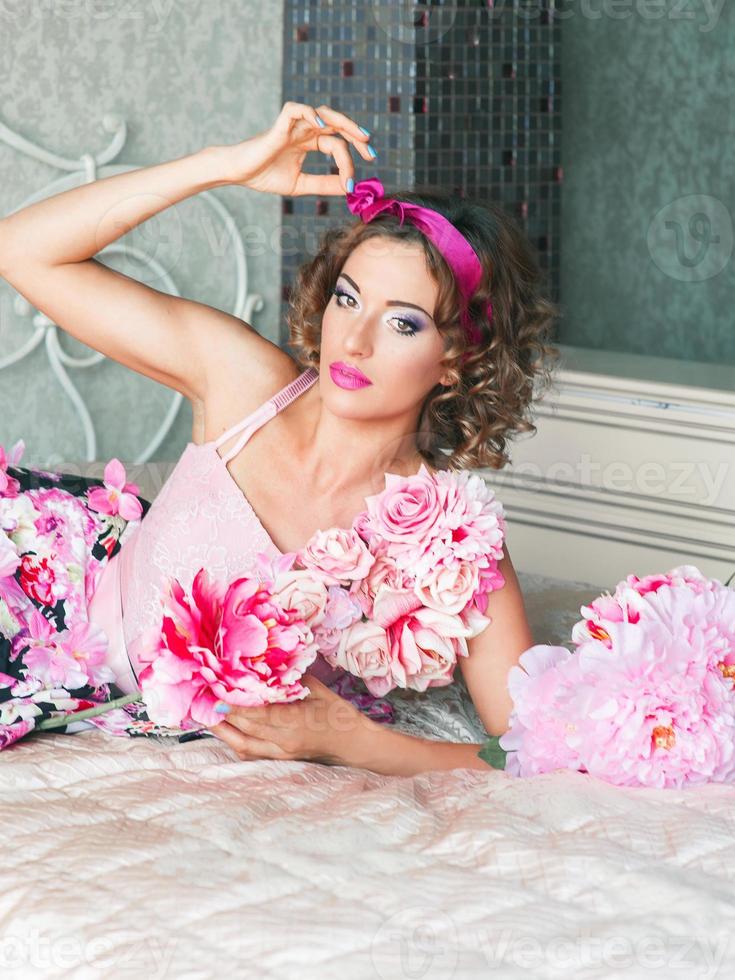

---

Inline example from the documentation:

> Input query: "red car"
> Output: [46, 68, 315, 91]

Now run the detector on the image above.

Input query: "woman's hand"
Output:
[205, 671, 375, 766]
[221, 101, 375, 197]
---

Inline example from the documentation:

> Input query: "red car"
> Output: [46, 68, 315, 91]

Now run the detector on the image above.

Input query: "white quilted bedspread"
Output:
[2, 573, 734, 980]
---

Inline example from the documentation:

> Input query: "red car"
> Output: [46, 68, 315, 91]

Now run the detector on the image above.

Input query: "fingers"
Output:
[273, 100, 376, 198]
[314, 103, 372, 151]
[317, 133, 373, 167]
[275, 100, 326, 135]
[207, 720, 285, 761]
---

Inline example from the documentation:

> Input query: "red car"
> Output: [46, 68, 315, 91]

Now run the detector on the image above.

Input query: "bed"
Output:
[1, 461, 734, 980]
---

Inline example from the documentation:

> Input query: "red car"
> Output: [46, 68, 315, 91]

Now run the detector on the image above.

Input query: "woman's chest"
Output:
[225, 438, 375, 556]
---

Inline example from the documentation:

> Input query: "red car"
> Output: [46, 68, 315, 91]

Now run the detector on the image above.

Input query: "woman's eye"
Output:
[332, 288, 357, 308]
[332, 288, 418, 338]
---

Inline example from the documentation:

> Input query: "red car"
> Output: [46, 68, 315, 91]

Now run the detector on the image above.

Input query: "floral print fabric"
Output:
[1, 463, 395, 751]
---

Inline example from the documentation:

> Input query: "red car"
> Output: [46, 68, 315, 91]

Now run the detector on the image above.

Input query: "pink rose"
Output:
[388, 606, 473, 693]
[355, 550, 410, 617]
[297, 526, 375, 586]
[270, 569, 329, 630]
[345, 176, 387, 217]
[364, 464, 443, 552]
[333, 618, 395, 698]
[415, 558, 479, 616]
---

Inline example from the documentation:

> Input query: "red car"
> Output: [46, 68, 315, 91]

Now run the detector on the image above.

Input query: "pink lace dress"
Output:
[84, 366, 394, 740]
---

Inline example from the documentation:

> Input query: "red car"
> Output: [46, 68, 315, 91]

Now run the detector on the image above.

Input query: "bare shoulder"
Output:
[191, 314, 304, 444]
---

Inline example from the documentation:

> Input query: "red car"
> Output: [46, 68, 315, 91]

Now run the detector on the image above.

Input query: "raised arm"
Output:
[0, 102, 373, 404]
[0, 145, 261, 403]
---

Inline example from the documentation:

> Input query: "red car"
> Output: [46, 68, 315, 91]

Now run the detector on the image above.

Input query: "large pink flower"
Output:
[432, 469, 507, 565]
[572, 565, 731, 648]
[500, 613, 735, 788]
[499, 644, 586, 776]
[135, 567, 319, 730]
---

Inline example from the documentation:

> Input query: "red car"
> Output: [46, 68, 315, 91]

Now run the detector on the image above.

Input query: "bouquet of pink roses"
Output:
[481, 564, 735, 789]
[136, 464, 507, 731]
[292, 464, 506, 697]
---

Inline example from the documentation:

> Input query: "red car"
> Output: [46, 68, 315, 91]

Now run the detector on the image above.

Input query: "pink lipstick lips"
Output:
[329, 362, 372, 390]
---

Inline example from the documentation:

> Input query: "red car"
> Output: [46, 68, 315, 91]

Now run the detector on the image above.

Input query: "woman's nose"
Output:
[342, 316, 374, 356]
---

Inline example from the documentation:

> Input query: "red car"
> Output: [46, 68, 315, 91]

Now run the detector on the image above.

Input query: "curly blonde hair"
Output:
[285, 186, 561, 472]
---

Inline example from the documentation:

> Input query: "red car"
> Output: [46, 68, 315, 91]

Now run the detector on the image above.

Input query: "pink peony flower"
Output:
[499, 571, 735, 788]
[572, 564, 729, 648]
[134, 566, 321, 730]
[499, 644, 586, 776]
[86, 458, 142, 521]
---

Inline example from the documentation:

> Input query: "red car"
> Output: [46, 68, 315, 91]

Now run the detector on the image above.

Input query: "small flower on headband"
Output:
[345, 176, 386, 218]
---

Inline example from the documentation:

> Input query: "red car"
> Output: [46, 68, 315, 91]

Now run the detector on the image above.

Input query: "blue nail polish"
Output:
[359, 125, 371, 136]
[367, 144, 377, 159]
[315, 115, 326, 128]
[346, 177, 354, 193]
[214, 701, 231, 714]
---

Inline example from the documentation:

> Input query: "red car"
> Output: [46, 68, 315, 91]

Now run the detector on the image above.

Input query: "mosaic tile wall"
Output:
[280, 0, 562, 345]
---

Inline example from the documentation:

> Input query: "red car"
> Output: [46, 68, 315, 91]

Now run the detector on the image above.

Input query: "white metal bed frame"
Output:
[0, 113, 263, 463]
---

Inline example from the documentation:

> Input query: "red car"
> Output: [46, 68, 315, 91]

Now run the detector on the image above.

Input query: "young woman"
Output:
[0, 102, 559, 773]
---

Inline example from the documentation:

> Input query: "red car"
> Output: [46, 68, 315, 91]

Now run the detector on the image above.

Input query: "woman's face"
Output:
[319, 236, 450, 414]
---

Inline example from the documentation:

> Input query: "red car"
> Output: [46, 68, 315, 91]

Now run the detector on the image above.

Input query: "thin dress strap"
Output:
[215, 367, 319, 465]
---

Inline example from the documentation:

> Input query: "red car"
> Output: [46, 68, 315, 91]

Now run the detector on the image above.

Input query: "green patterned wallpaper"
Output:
[558, 0, 733, 367]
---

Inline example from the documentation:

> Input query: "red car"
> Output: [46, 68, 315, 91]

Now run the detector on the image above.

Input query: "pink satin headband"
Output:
[345, 177, 492, 345]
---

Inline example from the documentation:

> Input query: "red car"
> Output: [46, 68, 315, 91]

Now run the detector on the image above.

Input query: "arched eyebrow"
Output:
[338, 272, 435, 321]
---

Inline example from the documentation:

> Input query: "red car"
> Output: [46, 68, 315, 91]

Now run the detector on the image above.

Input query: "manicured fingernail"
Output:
[367, 144, 377, 158]
[359, 125, 370, 136]
[315, 115, 326, 127]
[346, 177, 354, 193]
[214, 701, 231, 714]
